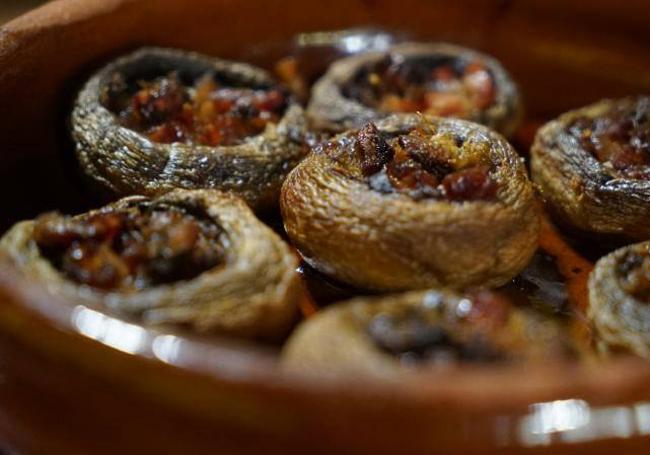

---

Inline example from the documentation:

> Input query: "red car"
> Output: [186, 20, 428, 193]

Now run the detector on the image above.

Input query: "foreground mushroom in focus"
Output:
[281, 114, 539, 291]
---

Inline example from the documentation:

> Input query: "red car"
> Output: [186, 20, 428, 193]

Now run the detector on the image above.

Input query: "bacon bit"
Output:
[147, 122, 188, 143]
[62, 242, 131, 290]
[356, 122, 394, 176]
[256, 89, 286, 112]
[397, 130, 453, 178]
[441, 166, 497, 201]
[386, 160, 439, 190]
[209, 97, 236, 115]
[131, 73, 186, 125]
[33, 212, 125, 247]
[431, 65, 456, 82]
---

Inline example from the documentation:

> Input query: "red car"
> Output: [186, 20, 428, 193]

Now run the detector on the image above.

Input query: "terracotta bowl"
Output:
[1, 0, 650, 453]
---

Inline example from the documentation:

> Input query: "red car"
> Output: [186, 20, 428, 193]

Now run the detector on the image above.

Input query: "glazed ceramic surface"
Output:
[1, 0, 650, 453]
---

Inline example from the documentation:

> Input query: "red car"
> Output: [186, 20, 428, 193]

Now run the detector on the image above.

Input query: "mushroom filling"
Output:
[343, 56, 496, 118]
[106, 72, 289, 146]
[33, 203, 225, 291]
[350, 122, 498, 200]
[367, 291, 510, 365]
[567, 98, 650, 180]
[617, 248, 650, 302]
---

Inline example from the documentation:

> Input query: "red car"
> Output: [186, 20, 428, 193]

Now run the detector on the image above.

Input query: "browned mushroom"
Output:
[283, 289, 576, 377]
[589, 240, 650, 356]
[281, 114, 539, 291]
[0, 189, 302, 340]
[72, 47, 308, 212]
[531, 96, 650, 239]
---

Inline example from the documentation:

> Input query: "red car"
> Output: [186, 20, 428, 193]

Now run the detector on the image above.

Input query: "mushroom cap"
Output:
[72, 47, 308, 212]
[281, 113, 539, 291]
[0, 189, 302, 340]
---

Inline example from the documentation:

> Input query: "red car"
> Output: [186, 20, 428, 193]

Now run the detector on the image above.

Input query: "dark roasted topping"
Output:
[617, 250, 650, 302]
[367, 291, 510, 366]
[110, 72, 289, 146]
[352, 122, 497, 201]
[33, 203, 225, 291]
[567, 97, 650, 180]
[441, 166, 497, 201]
[343, 56, 496, 118]
[397, 130, 454, 178]
[356, 122, 394, 175]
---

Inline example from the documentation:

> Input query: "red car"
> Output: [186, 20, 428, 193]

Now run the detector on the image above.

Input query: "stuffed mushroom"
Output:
[0, 189, 301, 340]
[531, 96, 650, 239]
[72, 47, 308, 212]
[281, 114, 539, 291]
[589, 241, 650, 356]
[283, 289, 575, 377]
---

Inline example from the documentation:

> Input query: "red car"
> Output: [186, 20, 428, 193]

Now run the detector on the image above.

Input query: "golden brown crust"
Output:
[72, 47, 308, 212]
[0, 189, 302, 340]
[281, 114, 539, 291]
[531, 97, 650, 239]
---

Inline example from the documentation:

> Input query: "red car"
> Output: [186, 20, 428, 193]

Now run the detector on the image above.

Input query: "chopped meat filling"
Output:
[567, 97, 650, 180]
[353, 122, 497, 201]
[108, 72, 288, 146]
[343, 56, 496, 118]
[367, 291, 511, 365]
[33, 203, 225, 291]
